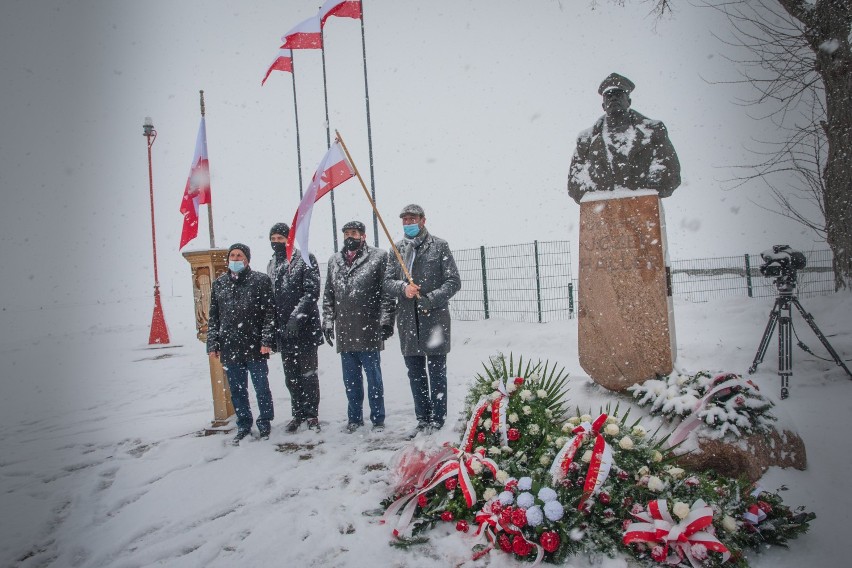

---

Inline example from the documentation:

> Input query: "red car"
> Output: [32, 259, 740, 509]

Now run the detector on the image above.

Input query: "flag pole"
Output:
[335, 129, 414, 286]
[200, 90, 215, 249]
[320, 31, 339, 252]
[360, 1, 379, 248]
[291, 55, 305, 199]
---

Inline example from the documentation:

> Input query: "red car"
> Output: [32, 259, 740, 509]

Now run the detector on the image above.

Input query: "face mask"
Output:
[270, 241, 287, 254]
[343, 237, 362, 251]
[403, 224, 421, 238]
[228, 260, 246, 273]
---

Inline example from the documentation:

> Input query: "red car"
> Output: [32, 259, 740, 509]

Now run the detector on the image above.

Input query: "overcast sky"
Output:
[0, 0, 822, 314]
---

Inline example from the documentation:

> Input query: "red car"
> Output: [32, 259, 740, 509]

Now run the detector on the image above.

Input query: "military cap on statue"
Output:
[598, 72, 636, 95]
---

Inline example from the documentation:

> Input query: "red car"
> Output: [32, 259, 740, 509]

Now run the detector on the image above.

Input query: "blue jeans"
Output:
[224, 359, 274, 433]
[404, 354, 447, 426]
[340, 351, 385, 426]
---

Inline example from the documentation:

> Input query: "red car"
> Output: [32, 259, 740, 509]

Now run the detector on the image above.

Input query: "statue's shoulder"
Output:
[578, 116, 606, 143]
[630, 109, 666, 130]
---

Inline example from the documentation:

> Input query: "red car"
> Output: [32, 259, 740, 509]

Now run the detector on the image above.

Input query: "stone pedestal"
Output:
[578, 190, 675, 391]
[182, 249, 234, 429]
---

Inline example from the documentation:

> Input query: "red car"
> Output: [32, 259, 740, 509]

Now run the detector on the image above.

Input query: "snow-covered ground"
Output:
[2, 291, 850, 567]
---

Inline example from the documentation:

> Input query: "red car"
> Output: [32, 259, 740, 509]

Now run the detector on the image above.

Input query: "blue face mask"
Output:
[403, 224, 421, 238]
[228, 260, 246, 273]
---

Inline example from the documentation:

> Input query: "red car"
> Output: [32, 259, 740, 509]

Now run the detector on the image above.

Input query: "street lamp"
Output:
[144, 116, 170, 345]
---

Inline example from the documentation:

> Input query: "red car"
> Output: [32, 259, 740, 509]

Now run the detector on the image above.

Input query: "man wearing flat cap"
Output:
[322, 220, 396, 434]
[207, 243, 276, 444]
[567, 72, 681, 204]
[384, 204, 461, 437]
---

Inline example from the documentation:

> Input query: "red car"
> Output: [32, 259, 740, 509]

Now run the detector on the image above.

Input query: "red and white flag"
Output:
[261, 47, 293, 86]
[281, 16, 323, 50]
[319, 0, 362, 27]
[286, 140, 355, 266]
[179, 117, 212, 249]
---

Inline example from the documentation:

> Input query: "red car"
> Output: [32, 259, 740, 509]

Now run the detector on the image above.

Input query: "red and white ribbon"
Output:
[549, 413, 613, 508]
[462, 379, 510, 451]
[668, 374, 756, 447]
[623, 499, 730, 566]
[383, 445, 498, 537]
[742, 504, 767, 525]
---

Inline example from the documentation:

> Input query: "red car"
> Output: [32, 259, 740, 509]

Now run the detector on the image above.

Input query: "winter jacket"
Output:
[567, 109, 681, 204]
[266, 250, 324, 354]
[384, 228, 461, 356]
[322, 245, 396, 354]
[206, 267, 275, 364]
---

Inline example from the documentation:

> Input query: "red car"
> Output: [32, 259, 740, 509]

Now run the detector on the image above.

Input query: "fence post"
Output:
[568, 281, 575, 319]
[480, 245, 489, 319]
[744, 253, 753, 298]
[534, 240, 542, 323]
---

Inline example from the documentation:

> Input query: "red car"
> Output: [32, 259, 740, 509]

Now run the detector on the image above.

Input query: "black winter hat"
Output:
[269, 222, 290, 238]
[228, 243, 251, 262]
[341, 220, 366, 233]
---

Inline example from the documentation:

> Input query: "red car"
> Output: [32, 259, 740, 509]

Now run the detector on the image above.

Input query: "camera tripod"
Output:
[748, 276, 852, 399]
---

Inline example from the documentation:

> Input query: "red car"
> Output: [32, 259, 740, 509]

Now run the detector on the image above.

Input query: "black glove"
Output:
[323, 326, 334, 347]
[285, 317, 299, 338]
[380, 325, 394, 341]
[417, 294, 432, 315]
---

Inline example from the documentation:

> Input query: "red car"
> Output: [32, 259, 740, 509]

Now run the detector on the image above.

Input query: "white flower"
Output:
[502, 447, 513, 455]
[518, 476, 533, 491]
[651, 450, 663, 463]
[544, 500, 565, 521]
[537, 389, 548, 399]
[604, 423, 620, 436]
[568, 417, 580, 426]
[508, 413, 519, 423]
[647, 476, 665, 492]
[482, 488, 497, 501]
[498, 491, 515, 505]
[537, 487, 558, 502]
[516, 491, 535, 509]
[539, 455, 550, 466]
[667, 467, 685, 480]
[519, 389, 533, 401]
[491, 391, 502, 401]
[606, 416, 618, 424]
[722, 515, 738, 533]
[690, 543, 708, 561]
[676, 375, 689, 387]
[554, 437, 566, 448]
[525, 505, 544, 526]
[528, 372, 540, 383]
[506, 382, 518, 394]
[496, 470, 509, 484]
[580, 414, 592, 423]
[618, 436, 634, 450]
[522, 405, 532, 415]
[631, 425, 647, 438]
[470, 460, 483, 474]
[488, 446, 501, 456]
[581, 450, 593, 463]
[483, 418, 492, 430]
[545, 408, 553, 418]
[673, 501, 691, 520]
[529, 424, 540, 435]
[561, 422, 574, 433]
[491, 380, 500, 390]
[637, 466, 650, 477]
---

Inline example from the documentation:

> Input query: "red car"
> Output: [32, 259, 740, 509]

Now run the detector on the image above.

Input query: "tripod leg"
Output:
[792, 299, 852, 380]
[748, 300, 780, 374]
[778, 306, 792, 399]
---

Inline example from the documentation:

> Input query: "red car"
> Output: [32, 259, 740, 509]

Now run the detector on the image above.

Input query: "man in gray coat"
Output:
[384, 204, 461, 436]
[567, 72, 681, 204]
[322, 221, 396, 433]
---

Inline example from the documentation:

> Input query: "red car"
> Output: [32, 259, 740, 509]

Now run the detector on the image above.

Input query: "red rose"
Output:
[623, 497, 634, 509]
[417, 494, 428, 508]
[500, 507, 513, 527]
[576, 476, 585, 488]
[445, 477, 458, 491]
[651, 545, 667, 563]
[456, 520, 469, 532]
[540, 531, 560, 553]
[512, 536, 531, 556]
[622, 519, 633, 531]
[514, 377, 524, 385]
[598, 492, 611, 505]
[507, 428, 520, 442]
[603, 508, 615, 519]
[735, 395, 746, 406]
[560, 478, 573, 488]
[505, 479, 518, 492]
[440, 511, 454, 522]
[757, 501, 773, 514]
[498, 534, 512, 552]
[510, 508, 527, 528]
[617, 470, 630, 481]
[491, 501, 504, 514]
[477, 432, 486, 443]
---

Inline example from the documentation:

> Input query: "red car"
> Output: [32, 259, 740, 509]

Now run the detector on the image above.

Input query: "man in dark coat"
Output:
[322, 220, 396, 433]
[206, 243, 276, 444]
[567, 72, 681, 204]
[384, 204, 461, 436]
[267, 222, 325, 433]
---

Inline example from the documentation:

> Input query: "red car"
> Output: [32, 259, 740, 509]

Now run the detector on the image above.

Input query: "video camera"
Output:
[759, 245, 807, 279]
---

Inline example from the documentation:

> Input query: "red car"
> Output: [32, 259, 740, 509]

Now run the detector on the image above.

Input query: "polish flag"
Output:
[261, 47, 293, 86]
[286, 140, 355, 266]
[319, 0, 362, 27]
[179, 117, 212, 250]
[281, 16, 323, 50]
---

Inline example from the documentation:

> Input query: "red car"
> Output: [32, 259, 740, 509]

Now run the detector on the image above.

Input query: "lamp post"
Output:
[144, 116, 170, 345]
